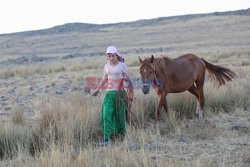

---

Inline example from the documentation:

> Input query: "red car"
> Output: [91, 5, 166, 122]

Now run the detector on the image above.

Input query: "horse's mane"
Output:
[140, 55, 171, 77]
[151, 56, 171, 76]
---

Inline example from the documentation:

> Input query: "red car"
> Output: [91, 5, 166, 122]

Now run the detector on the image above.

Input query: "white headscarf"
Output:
[106, 46, 125, 62]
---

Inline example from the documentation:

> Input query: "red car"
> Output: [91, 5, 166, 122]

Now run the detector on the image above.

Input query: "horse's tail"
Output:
[201, 58, 236, 86]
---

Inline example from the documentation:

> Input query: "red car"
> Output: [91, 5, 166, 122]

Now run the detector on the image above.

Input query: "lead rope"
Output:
[116, 72, 133, 125]
[123, 72, 134, 125]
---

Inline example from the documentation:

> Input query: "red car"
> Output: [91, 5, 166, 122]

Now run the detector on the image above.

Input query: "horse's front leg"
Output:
[155, 94, 166, 121]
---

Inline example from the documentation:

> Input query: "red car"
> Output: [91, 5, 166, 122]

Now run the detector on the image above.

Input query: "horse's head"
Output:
[139, 55, 155, 94]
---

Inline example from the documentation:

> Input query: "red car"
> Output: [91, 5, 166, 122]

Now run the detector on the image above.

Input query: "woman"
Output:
[92, 46, 129, 146]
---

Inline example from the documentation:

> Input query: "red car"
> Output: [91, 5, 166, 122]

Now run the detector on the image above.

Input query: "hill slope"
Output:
[0, 8, 250, 57]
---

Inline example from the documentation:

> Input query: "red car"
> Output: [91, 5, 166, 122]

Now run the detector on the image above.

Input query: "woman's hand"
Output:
[122, 71, 129, 81]
[91, 89, 99, 96]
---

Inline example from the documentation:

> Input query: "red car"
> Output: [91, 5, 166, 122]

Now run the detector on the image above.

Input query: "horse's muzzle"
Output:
[142, 85, 150, 94]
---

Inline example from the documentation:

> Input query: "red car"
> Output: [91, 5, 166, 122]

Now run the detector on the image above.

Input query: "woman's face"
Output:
[107, 53, 118, 65]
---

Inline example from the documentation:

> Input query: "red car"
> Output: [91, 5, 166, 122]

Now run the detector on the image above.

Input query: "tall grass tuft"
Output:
[205, 80, 247, 113]
[30, 92, 101, 155]
[0, 126, 31, 159]
[130, 92, 157, 128]
[168, 93, 196, 119]
[166, 79, 248, 118]
[11, 105, 25, 126]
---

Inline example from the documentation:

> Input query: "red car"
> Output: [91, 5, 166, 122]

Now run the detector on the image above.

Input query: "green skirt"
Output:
[101, 90, 128, 140]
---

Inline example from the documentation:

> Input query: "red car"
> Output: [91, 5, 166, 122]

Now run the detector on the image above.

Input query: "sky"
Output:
[0, 0, 249, 34]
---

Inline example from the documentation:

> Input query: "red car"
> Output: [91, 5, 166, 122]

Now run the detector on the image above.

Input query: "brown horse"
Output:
[139, 54, 236, 121]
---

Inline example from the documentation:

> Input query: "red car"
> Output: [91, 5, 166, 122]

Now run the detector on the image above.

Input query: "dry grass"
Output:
[0, 56, 249, 166]
[0, 13, 250, 167]
[0, 76, 249, 166]
[0, 125, 31, 159]
[11, 105, 25, 126]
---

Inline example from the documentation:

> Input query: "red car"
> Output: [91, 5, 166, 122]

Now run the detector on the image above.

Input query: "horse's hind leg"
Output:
[196, 81, 205, 121]
[188, 84, 200, 115]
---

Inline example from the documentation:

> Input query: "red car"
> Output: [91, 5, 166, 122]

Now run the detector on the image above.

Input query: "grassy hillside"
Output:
[0, 8, 249, 57]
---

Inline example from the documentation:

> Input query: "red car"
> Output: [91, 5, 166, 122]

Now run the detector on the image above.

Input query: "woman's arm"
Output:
[92, 72, 108, 96]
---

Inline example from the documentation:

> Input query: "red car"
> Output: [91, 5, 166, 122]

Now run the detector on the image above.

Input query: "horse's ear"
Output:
[138, 56, 143, 64]
[150, 55, 154, 63]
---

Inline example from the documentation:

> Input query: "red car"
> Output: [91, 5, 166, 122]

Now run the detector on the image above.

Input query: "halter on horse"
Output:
[139, 54, 236, 121]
